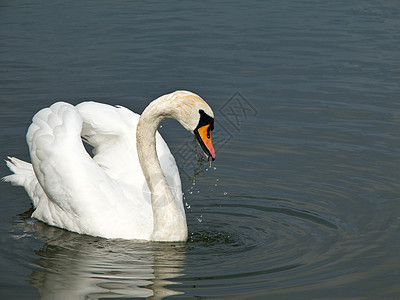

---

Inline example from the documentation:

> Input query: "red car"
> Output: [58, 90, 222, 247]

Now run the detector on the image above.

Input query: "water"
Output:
[1, 1, 399, 298]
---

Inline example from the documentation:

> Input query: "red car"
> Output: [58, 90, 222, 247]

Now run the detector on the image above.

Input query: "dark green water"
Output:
[1, 1, 399, 299]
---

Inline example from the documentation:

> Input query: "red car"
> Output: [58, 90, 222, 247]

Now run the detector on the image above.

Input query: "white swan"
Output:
[3, 91, 215, 242]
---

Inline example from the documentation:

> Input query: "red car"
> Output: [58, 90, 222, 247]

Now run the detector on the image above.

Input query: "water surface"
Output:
[0, 1, 399, 299]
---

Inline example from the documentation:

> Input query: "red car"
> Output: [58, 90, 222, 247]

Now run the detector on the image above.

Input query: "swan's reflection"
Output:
[24, 219, 186, 299]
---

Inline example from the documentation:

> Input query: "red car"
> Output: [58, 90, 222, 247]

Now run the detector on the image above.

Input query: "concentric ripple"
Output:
[2, 186, 397, 299]
[178, 190, 391, 298]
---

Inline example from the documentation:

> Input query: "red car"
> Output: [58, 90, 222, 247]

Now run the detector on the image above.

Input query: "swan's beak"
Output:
[195, 124, 215, 161]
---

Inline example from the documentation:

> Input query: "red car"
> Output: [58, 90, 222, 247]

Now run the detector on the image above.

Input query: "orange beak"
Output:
[196, 124, 215, 161]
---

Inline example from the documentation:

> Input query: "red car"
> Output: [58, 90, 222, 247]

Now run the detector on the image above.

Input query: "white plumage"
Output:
[4, 91, 215, 241]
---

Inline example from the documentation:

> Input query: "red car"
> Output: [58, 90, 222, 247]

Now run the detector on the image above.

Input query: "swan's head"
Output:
[165, 91, 215, 161]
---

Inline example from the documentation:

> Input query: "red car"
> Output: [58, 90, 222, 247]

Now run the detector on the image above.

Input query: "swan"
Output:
[3, 90, 215, 242]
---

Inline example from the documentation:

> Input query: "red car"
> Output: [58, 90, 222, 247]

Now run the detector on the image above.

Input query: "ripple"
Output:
[4, 191, 398, 298]
[180, 193, 363, 295]
[188, 230, 238, 245]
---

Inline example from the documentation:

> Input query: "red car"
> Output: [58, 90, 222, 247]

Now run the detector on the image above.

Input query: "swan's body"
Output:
[4, 91, 215, 241]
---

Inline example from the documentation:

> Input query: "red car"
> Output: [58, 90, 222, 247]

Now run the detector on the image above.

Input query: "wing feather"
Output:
[26, 102, 126, 233]
[5, 101, 184, 238]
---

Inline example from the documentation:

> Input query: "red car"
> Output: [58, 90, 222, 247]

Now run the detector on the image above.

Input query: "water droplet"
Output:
[224, 192, 228, 196]
[213, 167, 217, 170]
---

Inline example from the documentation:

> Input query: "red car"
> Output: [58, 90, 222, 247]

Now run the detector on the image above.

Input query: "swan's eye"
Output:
[197, 110, 214, 139]
[197, 109, 214, 131]
[207, 125, 212, 139]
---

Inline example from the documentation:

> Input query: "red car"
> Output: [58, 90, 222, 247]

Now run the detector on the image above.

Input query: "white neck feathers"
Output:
[136, 94, 188, 241]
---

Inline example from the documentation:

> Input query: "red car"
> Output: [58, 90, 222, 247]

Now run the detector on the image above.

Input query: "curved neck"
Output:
[136, 96, 187, 241]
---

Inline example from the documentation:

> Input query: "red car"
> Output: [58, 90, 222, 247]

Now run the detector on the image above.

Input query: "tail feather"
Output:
[3, 157, 33, 185]
[3, 156, 46, 208]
